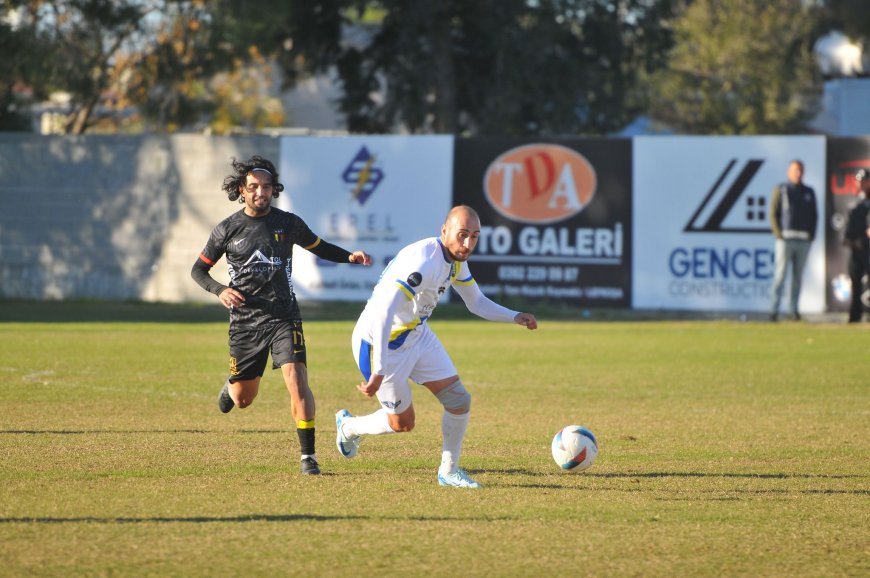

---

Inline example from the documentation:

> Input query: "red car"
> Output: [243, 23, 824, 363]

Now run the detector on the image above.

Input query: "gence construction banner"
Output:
[452, 138, 632, 308]
[633, 136, 826, 313]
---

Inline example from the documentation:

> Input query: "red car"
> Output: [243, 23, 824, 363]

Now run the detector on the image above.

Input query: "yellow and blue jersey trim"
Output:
[357, 339, 373, 381]
[454, 273, 475, 286]
[388, 316, 426, 349]
[395, 279, 416, 300]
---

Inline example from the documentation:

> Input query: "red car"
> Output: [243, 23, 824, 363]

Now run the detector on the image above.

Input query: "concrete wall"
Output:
[0, 134, 279, 303]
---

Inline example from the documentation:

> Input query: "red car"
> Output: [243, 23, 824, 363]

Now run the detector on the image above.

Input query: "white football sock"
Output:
[439, 410, 470, 474]
[343, 408, 395, 437]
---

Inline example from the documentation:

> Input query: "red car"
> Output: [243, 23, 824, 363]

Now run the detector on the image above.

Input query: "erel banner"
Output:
[633, 136, 826, 313]
[279, 135, 453, 301]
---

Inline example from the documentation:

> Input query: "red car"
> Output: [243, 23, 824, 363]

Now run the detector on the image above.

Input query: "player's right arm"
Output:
[191, 223, 245, 309]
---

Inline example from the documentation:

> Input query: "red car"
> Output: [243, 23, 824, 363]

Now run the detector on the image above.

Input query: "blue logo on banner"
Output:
[342, 146, 384, 205]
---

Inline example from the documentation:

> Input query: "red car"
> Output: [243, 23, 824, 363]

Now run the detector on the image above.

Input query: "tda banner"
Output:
[453, 138, 632, 308]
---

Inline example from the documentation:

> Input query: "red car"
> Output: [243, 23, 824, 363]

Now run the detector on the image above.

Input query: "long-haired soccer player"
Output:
[192, 155, 371, 475]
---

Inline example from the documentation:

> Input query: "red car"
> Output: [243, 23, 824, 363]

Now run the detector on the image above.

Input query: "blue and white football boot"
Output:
[437, 468, 481, 489]
[335, 409, 361, 458]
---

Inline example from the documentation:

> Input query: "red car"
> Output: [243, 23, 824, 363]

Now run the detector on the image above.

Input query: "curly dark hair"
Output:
[221, 155, 285, 202]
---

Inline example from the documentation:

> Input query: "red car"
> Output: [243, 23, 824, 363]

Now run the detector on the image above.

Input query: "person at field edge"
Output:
[335, 205, 538, 488]
[769, 159, 818, 322]
[191, 155, 372, 475]
[843, 168, 870, 323]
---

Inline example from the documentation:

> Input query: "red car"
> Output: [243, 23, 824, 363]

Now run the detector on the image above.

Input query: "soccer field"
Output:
[0, 302, 867, 577]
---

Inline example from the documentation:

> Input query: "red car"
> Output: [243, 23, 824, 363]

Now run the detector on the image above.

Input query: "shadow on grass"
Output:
[0, 429, 287, 435]
[491, 467, 866, 480]
[0, 514, 360, 524]
[0, 513, 514, 524]
[591, 471, 868, 480]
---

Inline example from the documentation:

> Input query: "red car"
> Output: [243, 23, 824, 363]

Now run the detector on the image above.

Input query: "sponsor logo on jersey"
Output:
[240, 250, 282, 273]
[342, 146, 384, 205]
[483, 143, 596, 224]
[381, 400, 402, 410]
[406, 272, 422, 287]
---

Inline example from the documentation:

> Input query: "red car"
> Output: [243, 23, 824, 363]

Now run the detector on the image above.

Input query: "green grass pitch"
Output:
[0, 301, 867, 577]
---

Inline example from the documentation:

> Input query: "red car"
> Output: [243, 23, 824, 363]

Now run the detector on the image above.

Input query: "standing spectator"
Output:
[844, 168, 870, 323]
[769, 159, 818, 321]
[191, 155, 371, 475]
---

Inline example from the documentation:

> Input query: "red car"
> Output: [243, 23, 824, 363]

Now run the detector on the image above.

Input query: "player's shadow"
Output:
[487, 467, 865, 480]
[0, 429, 287, 435]
[590, 471, 866, 480]
[0, 514, 360, 525]
[0, 513, 513, 525]
[481, 467, 869, 492]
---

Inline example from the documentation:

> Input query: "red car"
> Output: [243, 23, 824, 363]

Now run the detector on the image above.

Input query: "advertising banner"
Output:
[452, 138, 632, 308]
[633, 136, 826, 313]
[279, 136, 454, 301]
[825, 138, 870, 312]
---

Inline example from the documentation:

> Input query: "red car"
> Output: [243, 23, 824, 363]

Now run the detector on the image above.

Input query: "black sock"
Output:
[297, 425, 315, 457]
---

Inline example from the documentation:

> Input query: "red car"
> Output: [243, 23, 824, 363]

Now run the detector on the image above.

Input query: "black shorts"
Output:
[227, 320, 306, 382]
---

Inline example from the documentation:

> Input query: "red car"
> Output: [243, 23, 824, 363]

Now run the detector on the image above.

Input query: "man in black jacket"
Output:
[769, 159, 818, 321]
[844, 168, 870, 323]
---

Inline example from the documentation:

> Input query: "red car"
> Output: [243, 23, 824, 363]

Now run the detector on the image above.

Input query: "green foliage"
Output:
[0, 0, 284, 133]
[0, 17, 38, 131]
[1, 0, 856, 134]
[7, 0, 155, 133]
[0, 304, 867, 576]
[650, 0, 823, 134]
[820, 0, 870, 42]
[276, 0, 678, 135]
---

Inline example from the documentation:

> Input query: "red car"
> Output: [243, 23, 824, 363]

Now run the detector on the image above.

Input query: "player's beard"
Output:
[448, 248, 470, 261]
[246, 196, 271, 216]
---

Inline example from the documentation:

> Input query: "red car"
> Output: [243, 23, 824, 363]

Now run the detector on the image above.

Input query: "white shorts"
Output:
[351, 324, 457, 415]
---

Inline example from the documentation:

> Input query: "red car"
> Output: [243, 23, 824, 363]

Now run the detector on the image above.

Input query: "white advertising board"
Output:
[278, 135, 454, 301]
[633, 136, 826, 313]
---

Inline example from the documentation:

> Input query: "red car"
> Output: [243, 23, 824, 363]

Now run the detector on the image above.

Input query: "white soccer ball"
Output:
[551, 425, 598, 471]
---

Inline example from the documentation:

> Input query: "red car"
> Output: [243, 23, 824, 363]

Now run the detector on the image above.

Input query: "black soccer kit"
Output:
[192, 207, 352, 379]
[844, 198, 870, 322]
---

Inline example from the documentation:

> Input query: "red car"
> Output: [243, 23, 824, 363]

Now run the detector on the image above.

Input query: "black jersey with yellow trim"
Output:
[198, 208, 321, 326]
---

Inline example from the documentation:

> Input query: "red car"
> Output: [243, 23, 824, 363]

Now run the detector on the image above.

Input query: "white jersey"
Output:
[356, 237, 518, 376]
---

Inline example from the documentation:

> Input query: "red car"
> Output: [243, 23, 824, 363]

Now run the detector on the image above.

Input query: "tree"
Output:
[3, 0, 155, 134]
[819, 0, 870, 44]
[649, 0, 822, 134]
[268, 0, 677, 135]
[0, 0, 678, 136]
[0, 0, 283, 133]
[0, 13, 44, 131]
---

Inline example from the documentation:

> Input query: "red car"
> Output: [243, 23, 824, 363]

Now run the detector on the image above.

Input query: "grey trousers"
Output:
[770, 238, 811, 315]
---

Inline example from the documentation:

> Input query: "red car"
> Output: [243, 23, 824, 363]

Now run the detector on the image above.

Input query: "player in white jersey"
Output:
[336, 205, 538, 488]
